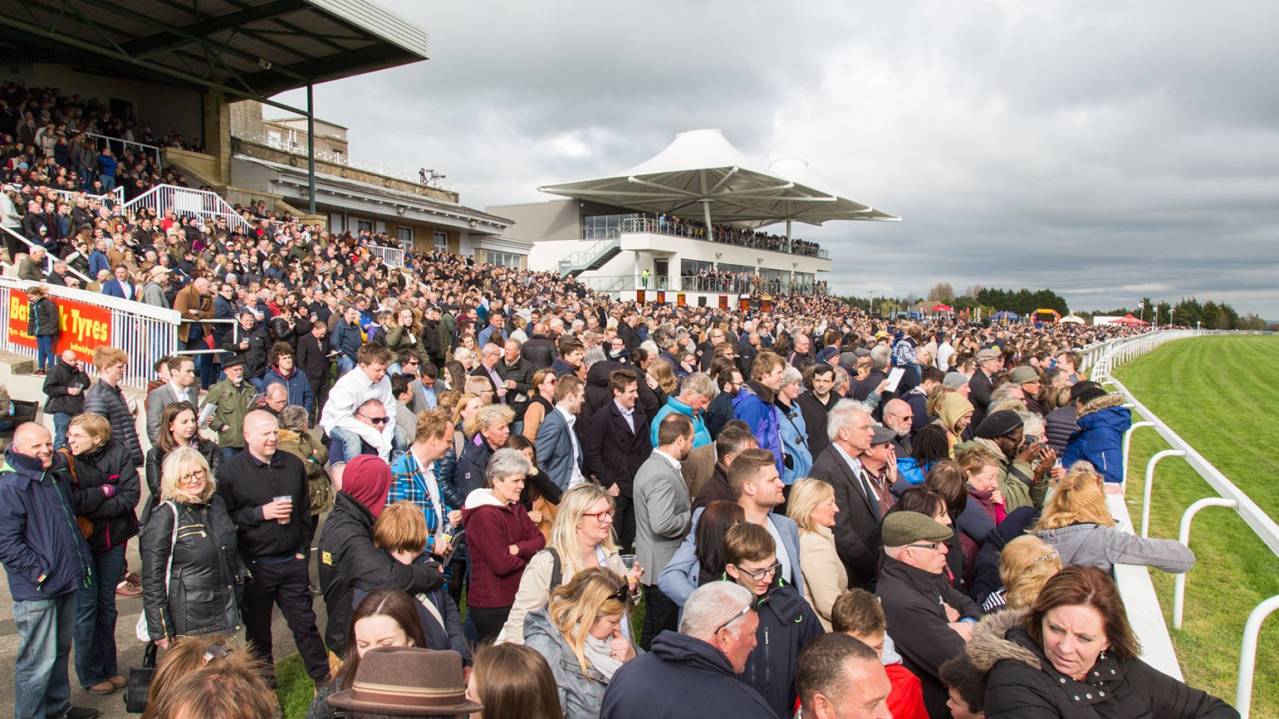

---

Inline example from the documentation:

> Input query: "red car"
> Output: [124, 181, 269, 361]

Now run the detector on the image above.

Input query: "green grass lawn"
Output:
[1114, 335, 1279, 717]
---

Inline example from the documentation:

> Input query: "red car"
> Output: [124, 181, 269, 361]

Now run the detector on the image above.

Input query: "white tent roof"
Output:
[538, 129, 897, 227]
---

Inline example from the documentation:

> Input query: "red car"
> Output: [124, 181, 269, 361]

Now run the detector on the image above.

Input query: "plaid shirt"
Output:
[388, 450, 453, 552]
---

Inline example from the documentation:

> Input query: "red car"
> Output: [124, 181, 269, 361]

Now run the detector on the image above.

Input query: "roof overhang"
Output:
[539, 129, 898, 228]
[0, 0, 428, 107]
[235, 154, 512, 232]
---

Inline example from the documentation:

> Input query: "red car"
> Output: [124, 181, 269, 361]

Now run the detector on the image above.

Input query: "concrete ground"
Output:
[0, 359, 327, 717]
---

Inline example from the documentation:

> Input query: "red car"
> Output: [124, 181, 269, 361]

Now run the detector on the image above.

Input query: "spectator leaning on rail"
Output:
[968, 565, 1239, 718]
[600, 581, 774, 719]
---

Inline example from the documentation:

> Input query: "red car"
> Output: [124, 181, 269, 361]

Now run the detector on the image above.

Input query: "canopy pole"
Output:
[786, 219, 793, 253]
[701, 199, 713, 241]
[306, 82, 317, 215]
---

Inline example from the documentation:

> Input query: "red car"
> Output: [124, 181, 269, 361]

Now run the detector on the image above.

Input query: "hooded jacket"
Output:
[968, 608, 1239, 718]
[1062, 394, 1132, 484]
[460, 488, 545, 608]
[66, 439, 140, 552]
[1035, 523, 1195, 575]
[737, 582, 825, 718]
[650, 395, 712, 449]
[0, 450, 91, 601]
[733, 382, 783, 476]
[263, 367, 314, 413]
[317, 485, 444, 655]
[600, 630, 775, 719]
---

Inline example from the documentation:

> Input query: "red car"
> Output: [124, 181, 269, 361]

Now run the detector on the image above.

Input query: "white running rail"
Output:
[367, 244, 405, 269]
[123, 184, 255, 236]
[1093, 329, 1279, 718]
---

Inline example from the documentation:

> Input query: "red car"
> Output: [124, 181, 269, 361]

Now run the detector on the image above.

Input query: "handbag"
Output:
[123, 641, 158, 713]
[135, 502, 178, 643]
[57, 449, 93, 539]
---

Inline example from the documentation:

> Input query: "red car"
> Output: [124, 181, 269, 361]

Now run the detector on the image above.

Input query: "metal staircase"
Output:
[558, 238, 621, 276]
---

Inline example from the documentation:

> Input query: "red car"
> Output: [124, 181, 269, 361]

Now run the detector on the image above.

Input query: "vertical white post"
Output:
[1140, 449, 1185, 537]
[1236, 595, 1279, 718]
[1172, 498, 1237, 629]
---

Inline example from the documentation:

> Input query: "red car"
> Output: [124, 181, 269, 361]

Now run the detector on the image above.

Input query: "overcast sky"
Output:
[276, 0, 1279, 317]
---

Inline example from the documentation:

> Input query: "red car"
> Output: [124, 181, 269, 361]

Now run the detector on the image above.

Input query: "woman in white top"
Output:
[499, 483, 641, 644]
[786, 477, 847, 631]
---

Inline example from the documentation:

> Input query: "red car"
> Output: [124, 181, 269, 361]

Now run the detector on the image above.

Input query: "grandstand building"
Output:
[490, 129, 897, 301]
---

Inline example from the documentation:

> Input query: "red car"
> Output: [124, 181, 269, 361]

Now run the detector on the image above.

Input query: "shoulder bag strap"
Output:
[163, 502, 178, 589]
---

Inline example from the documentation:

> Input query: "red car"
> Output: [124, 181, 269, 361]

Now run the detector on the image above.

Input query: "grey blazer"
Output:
[146, 383, 201, 443]
[633, 452, 691, 583]
[535, 407, 581, 491]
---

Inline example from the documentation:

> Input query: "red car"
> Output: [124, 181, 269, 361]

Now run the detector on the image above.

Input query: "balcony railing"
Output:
[235, 130, 449, 189]
[619, 217, 830, 259]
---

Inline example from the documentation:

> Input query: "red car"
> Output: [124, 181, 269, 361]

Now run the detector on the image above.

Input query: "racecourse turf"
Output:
[1114, 334, 1279, 717]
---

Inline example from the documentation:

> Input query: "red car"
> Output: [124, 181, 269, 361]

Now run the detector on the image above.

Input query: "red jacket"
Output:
[460, 489, 544, 608]
[885, 663, 928, 719]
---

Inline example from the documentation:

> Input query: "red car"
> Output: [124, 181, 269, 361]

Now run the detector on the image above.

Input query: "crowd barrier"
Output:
[0, 276, 179, 390]
[1092, 329, 1279, 718]
[122, 184, 255, 236]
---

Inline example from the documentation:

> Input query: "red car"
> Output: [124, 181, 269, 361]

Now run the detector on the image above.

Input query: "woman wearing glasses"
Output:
[140, 446, 242, 648]
[523, 568, 638, 718]
[143, 401, 222, 520]
[721, 522, 823, 718]
[498, 484, 639, 644]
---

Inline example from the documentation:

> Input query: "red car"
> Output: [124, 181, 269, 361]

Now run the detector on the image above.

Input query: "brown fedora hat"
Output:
[327, 647, 481, 716]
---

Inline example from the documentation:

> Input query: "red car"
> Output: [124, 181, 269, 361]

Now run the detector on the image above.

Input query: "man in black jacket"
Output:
[317, 454, 443, 654]
[582, 369, 651, 552]
[795, 364, 838, 459]
[295, 321, 330, 421]
[221, 309, 271, 388]
[809, 400, 880, 590]
[497, 338, 533, 418]
[968, 347, 1002, 429]
[42, 349, 91, 450]
[520, 323, 557, 370]
[216, 411, 329, 685]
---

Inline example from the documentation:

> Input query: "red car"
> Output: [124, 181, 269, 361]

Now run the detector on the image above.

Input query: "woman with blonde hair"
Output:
[520, 368, 559, 441]
[936, 392, 975, 455]
[140, 446, 241, 648]
[786, 478, 846, 630]
[1035, 465, 1194, 574]
[523, 568, 638, 718]
[646, 360, 678, 404]
[499, 483, 639, 644]
[980, 535, 1062, 613]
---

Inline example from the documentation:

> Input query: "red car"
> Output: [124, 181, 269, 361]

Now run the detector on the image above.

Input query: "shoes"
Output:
[108, 674, 127, 688]
[115, 579, 142, 597]
[86, 679, 116, 694]
[59, 708, 100, 719]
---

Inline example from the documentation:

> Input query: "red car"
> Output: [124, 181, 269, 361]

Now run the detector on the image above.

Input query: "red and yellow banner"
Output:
[8, 290, 111, 362]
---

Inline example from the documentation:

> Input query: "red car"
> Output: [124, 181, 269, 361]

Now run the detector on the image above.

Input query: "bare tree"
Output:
[927, 282, 955, 302]
[964, 284, 983, 299]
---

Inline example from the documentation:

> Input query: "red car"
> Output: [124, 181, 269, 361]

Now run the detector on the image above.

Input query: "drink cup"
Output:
[620, 554, 637, 571]
[273, 495, 293, 524]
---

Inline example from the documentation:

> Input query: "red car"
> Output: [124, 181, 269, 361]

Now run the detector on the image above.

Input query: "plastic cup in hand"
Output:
[620, 554, 637, 571]
[273, 495, 293, 524]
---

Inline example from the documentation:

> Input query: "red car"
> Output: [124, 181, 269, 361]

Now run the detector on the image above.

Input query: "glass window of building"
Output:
[434, 231, 448, 251]
[397, 226, 414, 251]
[356, 218, 375, 234]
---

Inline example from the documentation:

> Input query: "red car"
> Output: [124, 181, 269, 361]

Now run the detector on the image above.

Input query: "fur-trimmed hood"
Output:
[965, 607, 1041, 673]
[1076, 392, 1126, 419]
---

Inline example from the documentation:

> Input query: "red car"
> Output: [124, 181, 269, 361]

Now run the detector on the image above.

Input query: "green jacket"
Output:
[202, 379, 257, 449]
[955, 438, 1048, 512]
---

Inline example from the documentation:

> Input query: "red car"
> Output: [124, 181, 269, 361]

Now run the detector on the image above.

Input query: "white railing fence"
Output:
[1094, 329, 1279, 718]
[1, 225, 93, 285]
[49, 186, 126, 208]
[367, 244, 405, 269]
[0, 277, 179, 390]
[83, 131, 163, 172]
[122, 184, 255, 236]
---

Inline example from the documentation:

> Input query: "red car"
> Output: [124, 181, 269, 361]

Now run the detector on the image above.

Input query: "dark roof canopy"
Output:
[0, 0, 429, 101]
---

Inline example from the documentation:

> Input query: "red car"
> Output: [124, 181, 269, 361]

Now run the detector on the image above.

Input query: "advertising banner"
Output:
[7, 289, 111, 363]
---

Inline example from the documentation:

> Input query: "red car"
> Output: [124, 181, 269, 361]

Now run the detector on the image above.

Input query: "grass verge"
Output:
[1115, 335, 1279, 717]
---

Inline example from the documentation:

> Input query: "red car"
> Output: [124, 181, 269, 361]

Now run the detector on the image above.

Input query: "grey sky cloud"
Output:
[275, 0, 1279, 316]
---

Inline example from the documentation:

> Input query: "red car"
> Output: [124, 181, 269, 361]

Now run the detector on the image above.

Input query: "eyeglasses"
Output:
[733, 561, 781, 582]
[582, 509, 615, 522]
[713, 604, 753, 635]
[906, 542, 942, 552]
[357, 412, 390, 425]
[179, 468, 208, 484]
[1033, 550, 1060, 564]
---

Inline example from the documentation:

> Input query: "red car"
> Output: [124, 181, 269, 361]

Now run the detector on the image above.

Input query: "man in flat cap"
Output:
[968, 347, 1003, 428]
[1007, 365, 1047, 416]
[876, 511, 982, 718]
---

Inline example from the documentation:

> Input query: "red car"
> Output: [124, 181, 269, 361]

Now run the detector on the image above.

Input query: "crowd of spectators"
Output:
[0, 84, 1240, 719]
[650, 213, 825, 258]
[680, 269, 827, 296]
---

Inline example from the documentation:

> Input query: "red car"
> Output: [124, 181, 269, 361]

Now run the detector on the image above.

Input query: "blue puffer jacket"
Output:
[263, 367, 314, 412]
[733, 382, 783, 476]
[775, 400, 812, 486]
[0, 450, 92, 601]
[650, 396, 712, 449]
[1062, 393, 1132, 484]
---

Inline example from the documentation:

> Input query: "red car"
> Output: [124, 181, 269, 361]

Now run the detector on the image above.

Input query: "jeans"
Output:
[35, 335, 54, 372]
[186, 338, 217, 388]
[98, 174, 115, 191]
[73, 544, 125, 687]
[337, 354, 356, 375]
[52, 412, 72, 450]
[13, 592, 76, 719]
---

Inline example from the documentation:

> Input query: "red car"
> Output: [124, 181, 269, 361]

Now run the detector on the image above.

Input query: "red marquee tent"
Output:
[931, 303, 954, 313]
[1114, 313, 1149, 326]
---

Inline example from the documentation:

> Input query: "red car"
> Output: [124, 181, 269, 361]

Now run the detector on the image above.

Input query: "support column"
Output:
[201, 89, 231, 185]
[701, 200, 713, 241]
[786, 219, 793, 254]
[306, 83, 317, 214]
[633, 250, 641, 291]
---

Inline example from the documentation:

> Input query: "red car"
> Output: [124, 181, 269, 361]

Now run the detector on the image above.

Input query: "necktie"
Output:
[858, 468, 882, 519]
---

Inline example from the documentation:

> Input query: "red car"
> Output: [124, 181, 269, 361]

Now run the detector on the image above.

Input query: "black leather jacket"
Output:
[140, 495, 242, 639]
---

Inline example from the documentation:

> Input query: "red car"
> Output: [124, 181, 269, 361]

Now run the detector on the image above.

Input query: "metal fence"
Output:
[83, 130, 163, 172]
[122, 184, 255, 236]
[368, 244, 405, 269]
[0, 277, 179, 390]
[1093, 329, 1279, 718]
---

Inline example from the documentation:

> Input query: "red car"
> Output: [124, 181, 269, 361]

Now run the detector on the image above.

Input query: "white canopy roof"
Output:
[538, 129, 897, 227]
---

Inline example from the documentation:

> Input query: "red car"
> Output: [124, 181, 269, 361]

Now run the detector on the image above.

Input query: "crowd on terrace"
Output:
[0, 82, 1241, 719]
[652, 213, 825, 258]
